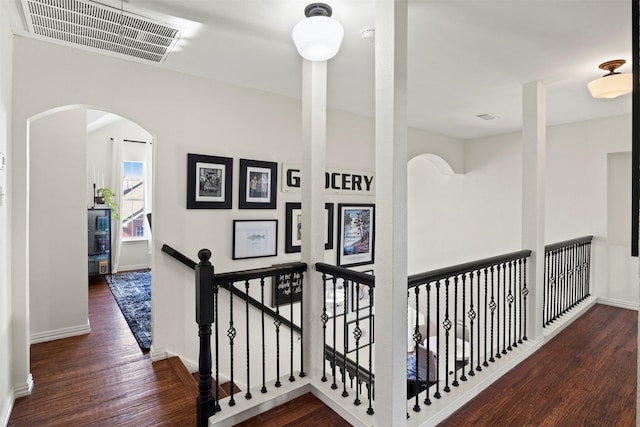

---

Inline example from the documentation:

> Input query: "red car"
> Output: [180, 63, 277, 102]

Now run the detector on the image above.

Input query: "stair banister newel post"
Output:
[195, 249, 215, 427]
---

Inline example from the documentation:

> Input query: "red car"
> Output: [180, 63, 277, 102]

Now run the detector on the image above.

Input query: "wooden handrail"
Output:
[315, 262, 375, 287]
[408, 249, 532, 288]
[161, 243, 305, 334]
[545, 235, 593, 253]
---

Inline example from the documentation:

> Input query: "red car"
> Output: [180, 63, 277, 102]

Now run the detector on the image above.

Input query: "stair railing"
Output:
[543, 235, 593, 326]
[162, 244, 307, 426]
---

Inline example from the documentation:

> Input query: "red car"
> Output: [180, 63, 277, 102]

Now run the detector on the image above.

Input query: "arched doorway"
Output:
[28, 106, 154, 351]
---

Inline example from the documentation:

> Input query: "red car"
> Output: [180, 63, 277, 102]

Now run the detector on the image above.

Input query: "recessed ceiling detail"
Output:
[20, 0, 182, 63]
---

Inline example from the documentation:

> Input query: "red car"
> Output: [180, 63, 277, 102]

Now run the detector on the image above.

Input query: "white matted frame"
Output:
[232, 219, 278, 259]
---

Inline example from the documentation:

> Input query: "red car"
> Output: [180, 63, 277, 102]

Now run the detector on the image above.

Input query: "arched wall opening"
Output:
[27, 105, 154, 348]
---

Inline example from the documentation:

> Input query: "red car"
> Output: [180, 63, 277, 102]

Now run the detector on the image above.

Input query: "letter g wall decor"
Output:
[281, 163, 374, 196]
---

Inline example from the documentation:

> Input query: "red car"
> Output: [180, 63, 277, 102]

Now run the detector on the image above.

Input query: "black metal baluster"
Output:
[444, 277, 452, 392]
[474, 269, 481, 372]
[274, 280, 281, 388]
[453, 275, 461, 386]
[424, 282, 432, 406]
[586, 241, 592, 297]
[244, 279, 252, 400]
[342, 279, 349, 398]
[467, 271, 476, 375]
[367, 283, 374, 415]
[228, 283, 236, 406]
[507, 261, 513, 351]
[299, 272, 305, 377]
[213, 281, 220, 413]
[434, 280, 442, 399]
[260, 278, 267, 394]
[544, 250, 550, 326]
[501, 262, 507, 356]
[522, 257, 529, 341]
[413, 287, 422, 412]
[354, 283, 363, 408]
[483, 267, 489, 367]
[489, 265, 496, 363]
[321, 273, 328, 383]
[331, 276, 338, 390]
[289, 272, 295, 383]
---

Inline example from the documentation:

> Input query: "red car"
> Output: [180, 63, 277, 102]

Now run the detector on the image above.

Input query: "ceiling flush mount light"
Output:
[292, 3, 344, 61]
[587, 59, 633, 99]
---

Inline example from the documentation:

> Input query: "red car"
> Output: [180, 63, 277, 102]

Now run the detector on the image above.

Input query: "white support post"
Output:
[301, 59, 328, 377]
[374, 0, 409, 425]
[522, 81, 546, 341]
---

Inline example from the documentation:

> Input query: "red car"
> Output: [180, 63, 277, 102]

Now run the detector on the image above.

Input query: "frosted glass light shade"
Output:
[292, 15, 344, 61]
[587, 73, 632, 99]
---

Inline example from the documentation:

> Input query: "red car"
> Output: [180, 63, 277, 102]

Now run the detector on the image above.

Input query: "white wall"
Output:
[8, 37, 416, 373]
[0, 0, 14, 422]
[407, 114, 636, 307]
[86, 113, 153, 271]
[29, 109, 90, 340]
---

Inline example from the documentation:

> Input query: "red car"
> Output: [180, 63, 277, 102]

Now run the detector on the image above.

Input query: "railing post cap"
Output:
[198, 249, 212, 263]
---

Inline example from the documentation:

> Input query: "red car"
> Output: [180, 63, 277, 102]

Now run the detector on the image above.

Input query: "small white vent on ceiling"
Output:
[20, 0, 182, 63]
[476, 113, 499, 121]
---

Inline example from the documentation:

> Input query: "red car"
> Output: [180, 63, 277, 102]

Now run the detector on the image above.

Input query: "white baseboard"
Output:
[13, 374, 34, 398]
[1, 392, 15, 427]
[596, 297, 639, 311]
[30, 323, 91, 344]
[116, 264, 151, 272]
[149, 346, 170, 362]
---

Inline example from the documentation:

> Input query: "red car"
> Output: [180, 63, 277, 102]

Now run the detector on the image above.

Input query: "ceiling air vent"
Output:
[476, 113, 499, 121]
[20, 0, 182, 63]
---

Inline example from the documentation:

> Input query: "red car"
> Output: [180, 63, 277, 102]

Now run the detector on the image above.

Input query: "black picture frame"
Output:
[187, 153, 233, 209]
[239, 159, 277, 209]
[232, 219, 278, 260]
[351, 270, 374, 312]
[337, 203, 375, 267]
[345, 315, 375, 353]
[324, 275, 346, 317]
[284, 202, 334, 253]
[271, 269, 303, 307]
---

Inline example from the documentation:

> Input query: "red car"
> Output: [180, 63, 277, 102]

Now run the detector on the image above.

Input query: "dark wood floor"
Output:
[8, 278, 637, 427]
[440, 303, 637, 426]
[8, 277, 198, 426]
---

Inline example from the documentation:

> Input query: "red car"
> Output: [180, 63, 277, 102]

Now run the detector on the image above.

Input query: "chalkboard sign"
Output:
[272, 271, 303, 307]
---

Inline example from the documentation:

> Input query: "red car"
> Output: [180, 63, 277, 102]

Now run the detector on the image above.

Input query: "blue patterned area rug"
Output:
[105, 270, 151, 350]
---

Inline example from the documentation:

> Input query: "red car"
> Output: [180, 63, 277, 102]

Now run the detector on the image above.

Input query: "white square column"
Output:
[374, 0, 409, 425]
[522, 81, 546, 341]
[301, 59, 328, 377]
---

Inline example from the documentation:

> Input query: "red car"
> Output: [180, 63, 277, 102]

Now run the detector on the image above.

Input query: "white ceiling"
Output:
[7, 0, 634, 140]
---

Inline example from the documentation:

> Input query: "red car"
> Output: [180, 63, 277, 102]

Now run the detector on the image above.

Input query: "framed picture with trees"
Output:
[337, 203, 375, 267]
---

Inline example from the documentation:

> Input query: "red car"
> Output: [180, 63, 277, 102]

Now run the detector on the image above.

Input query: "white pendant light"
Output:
[292, 3, 344, 62]
[587, 59, 633, 99]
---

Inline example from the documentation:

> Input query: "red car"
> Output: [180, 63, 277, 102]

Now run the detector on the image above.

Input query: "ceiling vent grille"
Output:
[20, 0, 181, 63]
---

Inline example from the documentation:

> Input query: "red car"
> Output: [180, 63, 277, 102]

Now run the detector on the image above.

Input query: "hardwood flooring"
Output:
[7, 279, 637, 427]
[439, 303, 637, 426]
[8, 277, 197, 426]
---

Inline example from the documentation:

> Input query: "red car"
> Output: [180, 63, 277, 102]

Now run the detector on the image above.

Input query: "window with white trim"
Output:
[122, 160, 146, 240]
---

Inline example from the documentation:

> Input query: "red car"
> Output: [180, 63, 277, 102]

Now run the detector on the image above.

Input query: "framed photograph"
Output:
[239, 159, 277, 209]
[337, 204, 375, 267]
[232, 220, 278, 260]
[351, 270, 374, 312]
[271, 270, 303, 307]
[324, 276, 346, 317]
[284, 202, 334, 253]
[346, 315, 375, 353]
[187, 153, 233, 209]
